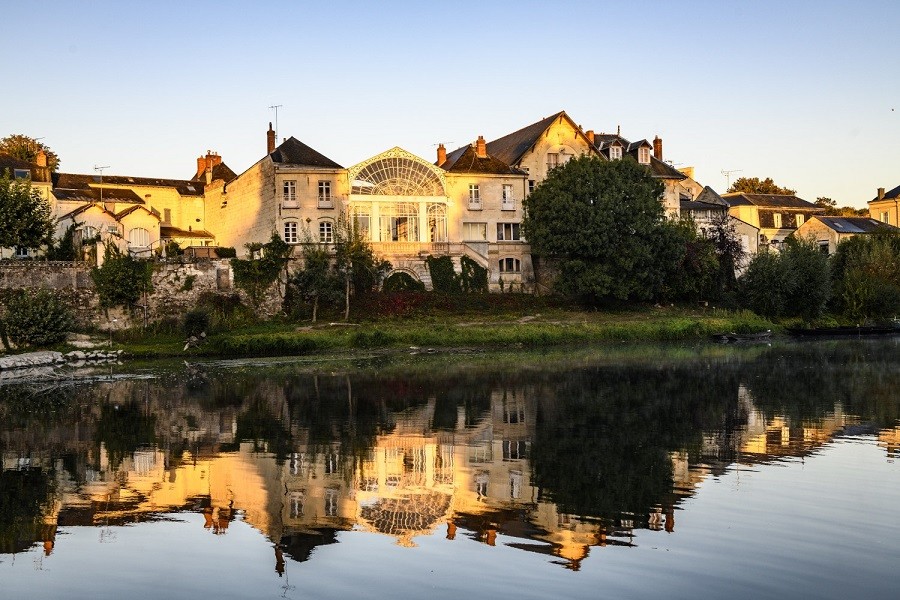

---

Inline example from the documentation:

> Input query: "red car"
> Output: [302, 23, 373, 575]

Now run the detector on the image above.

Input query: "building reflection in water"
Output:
[1, 343, 899, 572]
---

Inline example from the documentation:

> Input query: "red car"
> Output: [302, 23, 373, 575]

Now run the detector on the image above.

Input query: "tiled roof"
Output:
[439, 144, 524, 175]
[52, 187, 144, 204]
[53, 172, 204, 196]
[721, 193, 823, 210]
[484, 111, 566, 166]
[269, 137, 343, 169]
[812, 216, 898, 234]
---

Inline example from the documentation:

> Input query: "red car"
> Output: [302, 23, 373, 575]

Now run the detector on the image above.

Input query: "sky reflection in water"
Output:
[1, 340, 899, 600]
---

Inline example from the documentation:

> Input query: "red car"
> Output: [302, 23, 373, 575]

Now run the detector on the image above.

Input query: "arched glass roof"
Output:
[349, 147, 446, 197]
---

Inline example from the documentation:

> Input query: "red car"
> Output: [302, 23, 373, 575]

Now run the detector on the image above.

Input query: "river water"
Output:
[1, 340, 898, 599]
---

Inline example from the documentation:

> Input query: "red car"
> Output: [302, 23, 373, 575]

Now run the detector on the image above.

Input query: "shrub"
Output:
[165, 240, 184, 257]
[459, 256, 488, 293]
[214, 246, 237, 258]
[382, 272, 426, 292]
[231, 234, 292, 309]
[183, 309, 211, 337]
[1, 290, 74, 348]
[426, 255, 460, 293]
[91, 243, 153, 308]
[739, 238, 830, 320]
[831, 231, 900, 321]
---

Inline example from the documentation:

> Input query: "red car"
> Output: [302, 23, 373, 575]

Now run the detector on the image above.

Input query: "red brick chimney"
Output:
[475, 135, 487, 159]
[437, 143, 447, 166]
[35, 150, 47, 168]
[267, 122, 276, 155]
[653, 136, 663, 161]
[585, 130, 595, 145]
[194, 151, 222, 180]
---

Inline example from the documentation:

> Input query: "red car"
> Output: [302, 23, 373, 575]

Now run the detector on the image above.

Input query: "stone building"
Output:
[793, 215, 899, 254]
[721, 192, 825, 250]
[868, 185, 900, 226]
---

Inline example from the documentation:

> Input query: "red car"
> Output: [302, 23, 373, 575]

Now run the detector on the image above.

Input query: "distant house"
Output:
[793, 215, 899, 254]
[868, 185, 900, 226]
[681, 186, 759, 270]
[0, 152, 54, 259]
[721, 193, 824, 249]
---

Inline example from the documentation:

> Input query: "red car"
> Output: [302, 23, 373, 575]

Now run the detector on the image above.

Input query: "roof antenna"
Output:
[721, 169, 743, 189]
[269, 104, 283, 142]
[94, 164, 110, 205]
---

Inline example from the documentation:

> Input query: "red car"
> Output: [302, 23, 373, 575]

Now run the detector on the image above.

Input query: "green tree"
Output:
[231, 234, 293, 310]
[523, 155, 676, 304]
[831, 231, 900, 320]
[286, 230, 341, 322]
[727, 177, 796, 195]
[0, 171, 54, 254]
[333, 213, 390, 320]
[0, 134, 60, 172]
[90, 243, 154, 308]
[740, 237, 830, 320]
[815, 196, 868, 217]
[702, 212, 746, 295]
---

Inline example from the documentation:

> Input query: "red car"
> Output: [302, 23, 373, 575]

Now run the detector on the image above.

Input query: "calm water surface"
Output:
[1, 340, 898, 599]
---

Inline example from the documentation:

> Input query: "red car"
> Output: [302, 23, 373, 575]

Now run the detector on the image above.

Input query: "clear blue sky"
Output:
[2, 0, 898, 207]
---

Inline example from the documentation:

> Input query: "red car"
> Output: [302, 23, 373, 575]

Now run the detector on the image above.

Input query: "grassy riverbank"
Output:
[116, 305, 776, 359]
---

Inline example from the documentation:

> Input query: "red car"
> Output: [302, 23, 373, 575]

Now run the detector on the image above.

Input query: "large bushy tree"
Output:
[0, 134, 60, 172]
[523, 155, 689, 304]
[830, 230, 900, 321]
[0, 171, 54, 253]
[727, 177, 796, 195]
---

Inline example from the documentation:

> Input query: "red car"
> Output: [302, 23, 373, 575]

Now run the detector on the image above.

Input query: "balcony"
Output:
[317, 197, 335, 209]
[501, 199, 516, 211]
[282, 200, 300, 209]
[370, 242, 450, 256]
[468, 200, 482, 211]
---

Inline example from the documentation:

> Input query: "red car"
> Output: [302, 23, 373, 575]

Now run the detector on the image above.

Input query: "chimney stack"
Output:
[878, 187, 885, 201]
[437, 143, 447, 166]
[35, 149, 47, 168]
[267, 122, 276, 155]
[194, 151, 223, 180]
[475, 135, 487, 159]
[653, 136, 663, 161]
[586, 130, 595, 145]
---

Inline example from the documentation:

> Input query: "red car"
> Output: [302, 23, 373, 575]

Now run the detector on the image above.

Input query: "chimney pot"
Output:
[653, 136, 663, 161]
[878, 187, 885, 201]
[586, 130, 595, 145]
[267, 122, 276, 155]
[475, 135, 487, 159]
[437, 143, 447, 166]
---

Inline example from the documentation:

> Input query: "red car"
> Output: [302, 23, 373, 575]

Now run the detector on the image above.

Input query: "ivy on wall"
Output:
[425, 255, 460, 294]
[90, 243, 153, 309]
[460, 256, 488, 293]
[230, 234, 293, 309]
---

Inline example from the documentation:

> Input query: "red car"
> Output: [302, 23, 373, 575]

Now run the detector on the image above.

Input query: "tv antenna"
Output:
[721, 169, 742, 188]
[269, 104, 283, 141]
[94, 164, 110, 204]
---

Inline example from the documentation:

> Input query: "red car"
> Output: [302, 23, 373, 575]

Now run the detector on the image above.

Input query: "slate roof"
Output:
[52, 187, 144, 204]
[811, 216, 898, 234]
[439, 144, 524, 175]
[53, 173, 204, 196]
[872, 184, 900, 202]
[160, 225, 215, 239]
[721, 193, 823, 210]
[191, 162, 237, 184]
[484, 111, 567, 166]
[0, 153, 51, 182]
[694, 186, 728, 206]
[681, 198, 727, 212]
[269, 137, 343, 169]
[590, 134, 685, 180]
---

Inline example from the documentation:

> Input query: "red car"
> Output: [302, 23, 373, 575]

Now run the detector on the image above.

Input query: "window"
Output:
[325, 488, 338, 517]
[128, 227, 150, 247]
[324, 452, 338, 475]
[499, 257, 520, 273]
[318, 181, 332, 207]
[796, 213, 805, 227]
[107, 224, 120, 236]
[528, 180, 535, 194]
[14, 246, 30, 258]
[468, 184, 481, 209]
[773, 213, 783, 228]
[379, 202, 419, 241]
[881, 211, 889, 224]
[509, 471, 523, 500]
[352, 203, 371, 240]
[501, 184, 515, 210]
[319, 220, 333, 243]
[283, 180, 296, 203]
[13, 169, 30, 180]
[497, 222, 521, 241]
[81, 225, 97, 240]
[609, 146, 622, 160]
[163, 208, 171, 224]
[546, 152, 559, 171]
[284, 221, 298, 244]
[289, 492, 304, 519]
[463, 222, 487, 241]
[638, 147, 651, 164]
[428, 203, 447, 242]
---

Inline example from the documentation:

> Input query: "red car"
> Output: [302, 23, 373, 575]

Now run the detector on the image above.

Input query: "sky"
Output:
[2, 0, 898, 208]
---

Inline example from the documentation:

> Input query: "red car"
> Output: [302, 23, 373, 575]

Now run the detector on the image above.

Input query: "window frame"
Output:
[468, 184, 481, 210]
[496, 222, 521, 241]
[283, 220, 298, 244]
[317, 180, 333, 208]
[319, 220, 334, 244]
[773, 212, 783, 229]
[546, 152, 559, 171]
[609, 146, 622, 160]
[498, 257, 521, 273]
[283, 179, 297, 204]
[463, 222, 487, 241]
[501, 184, 515, 211]
[128, 227, 150, 248]
[638, 147, 650, 164]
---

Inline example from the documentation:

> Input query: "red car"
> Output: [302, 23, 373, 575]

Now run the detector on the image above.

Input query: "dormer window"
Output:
[13, 169, 30, 180]
[638, 147, 650, 164]
[796, 213, 805, 227]
[609, 146, 622, 160]
[773, 213, 783, 228]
